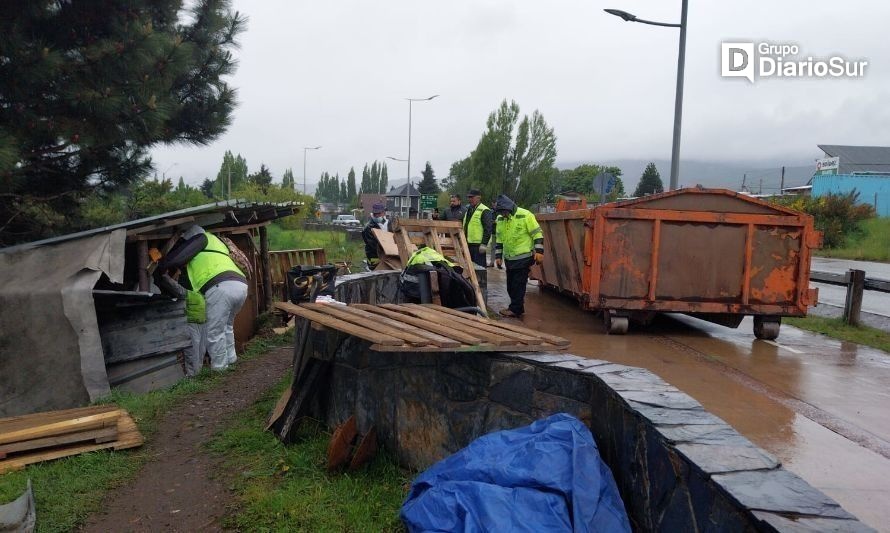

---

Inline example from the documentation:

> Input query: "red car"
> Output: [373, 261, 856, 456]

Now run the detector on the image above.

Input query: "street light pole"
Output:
[303, 145, 322, 196]
[405, 95, 438, 217]
[386, 156, 408, 215]
[605, 1, 687, 191]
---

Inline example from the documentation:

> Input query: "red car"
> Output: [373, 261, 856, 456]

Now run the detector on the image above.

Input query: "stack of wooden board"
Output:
[272, 301, 570, 352]
[0, 405, 143, 473]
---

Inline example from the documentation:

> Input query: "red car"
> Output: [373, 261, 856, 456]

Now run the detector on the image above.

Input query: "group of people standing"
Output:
[363, 190, 543, 318]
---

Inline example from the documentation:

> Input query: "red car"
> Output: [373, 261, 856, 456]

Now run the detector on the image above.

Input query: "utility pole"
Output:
[780, 166, 785, 195]
[742, 173, 746, 192]
[759, 178, 763, 195]
[227, 163, 231, 200]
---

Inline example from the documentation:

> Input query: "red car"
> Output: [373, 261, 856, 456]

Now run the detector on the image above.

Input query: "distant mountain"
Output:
[557, 159, 815, 195]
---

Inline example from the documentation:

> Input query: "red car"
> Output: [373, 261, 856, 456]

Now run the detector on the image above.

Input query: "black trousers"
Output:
[468, 244, 486, 268]
[505, 258, 532, 315]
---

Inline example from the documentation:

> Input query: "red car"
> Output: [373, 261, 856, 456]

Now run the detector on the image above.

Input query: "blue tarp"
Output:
[401, 413, 631, 532]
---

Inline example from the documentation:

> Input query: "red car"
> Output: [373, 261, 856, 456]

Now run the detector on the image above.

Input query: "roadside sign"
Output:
[420, 194, 438, 210]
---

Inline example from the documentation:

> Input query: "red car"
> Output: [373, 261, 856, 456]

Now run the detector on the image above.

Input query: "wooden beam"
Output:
[352, 304, 484, 345]
[421, 304, 571, 347]
[259, 225, 272, 312]
[403, 304, 542, 345]
[272, 302, 404, 346]
[330, 305, 461, 348]
[302, 304, 431, 346]
[0, 411, 120, 446]
[378, 304, 516, 346]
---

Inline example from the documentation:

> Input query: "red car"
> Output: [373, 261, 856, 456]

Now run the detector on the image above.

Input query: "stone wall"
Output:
[309, 332, 872, 532]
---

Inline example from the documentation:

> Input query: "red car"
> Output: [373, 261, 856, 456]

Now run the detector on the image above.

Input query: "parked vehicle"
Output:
[331, 214, 361, 227]
[530, 188, 822, 339]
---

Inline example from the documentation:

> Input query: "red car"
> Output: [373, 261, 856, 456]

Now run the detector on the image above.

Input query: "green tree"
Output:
[380, 162, 389, 193]
[556, 164, 623, 201]
[216, 151, 248, 197]
[360, 164, 371, 194]
[449, 99, 557, 207]
[0, 1, 245, 244]
[370, 161, 380, 194]
[177, 177, 187, 191]
[339, 178, 347, 206]
[200, 178, 215, 198]
[347, 167, 357, 200]
[248, 164, 273, 193]
[282, 168, 295, 190]
[634, 162, 664, 196]
[418, 161, 440, 194]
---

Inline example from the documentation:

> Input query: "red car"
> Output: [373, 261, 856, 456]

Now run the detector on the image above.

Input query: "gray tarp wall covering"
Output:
[0, 230, 125, 417]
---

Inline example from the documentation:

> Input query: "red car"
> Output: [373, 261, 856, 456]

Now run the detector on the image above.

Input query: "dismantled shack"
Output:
[0, 200, 300, 417]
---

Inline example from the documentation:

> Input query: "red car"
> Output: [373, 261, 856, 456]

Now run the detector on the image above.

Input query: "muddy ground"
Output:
[81, 346, 292, 532]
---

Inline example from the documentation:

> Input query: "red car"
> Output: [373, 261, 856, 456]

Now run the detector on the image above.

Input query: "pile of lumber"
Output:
[272, 301, 570, 352]
[0, 405, 143, 473]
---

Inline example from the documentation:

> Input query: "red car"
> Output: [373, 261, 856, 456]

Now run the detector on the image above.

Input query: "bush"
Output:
[771, 191, 875, 248]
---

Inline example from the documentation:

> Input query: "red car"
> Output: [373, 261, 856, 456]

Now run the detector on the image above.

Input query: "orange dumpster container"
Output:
[531, 188, 821, 338]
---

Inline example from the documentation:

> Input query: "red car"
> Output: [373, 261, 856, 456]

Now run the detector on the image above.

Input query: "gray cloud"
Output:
[152, 0, 890, 189]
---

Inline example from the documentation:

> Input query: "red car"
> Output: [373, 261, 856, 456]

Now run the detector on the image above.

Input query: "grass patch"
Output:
[265, 224, 365, 265]
[819, 217, 890, 262]
[209, 375, 410, 531]
[0, 331, 293, 533]
[786, 316, 890, 354]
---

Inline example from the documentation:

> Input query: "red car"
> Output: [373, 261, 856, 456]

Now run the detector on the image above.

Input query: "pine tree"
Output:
[0, 1, 246, 244]
[360, 164, 371, 195]
[200, 178, 215, 198]
[347, 167, 357, 201]
[418, 161, 440, 194]
[633, 163, 664, 196]
[177, 177, 187, 191]
[339, 178, 347, 206]
[370, 161, 380, 194]
[380, 162, 389, 193]
[248, 164, 273, 192]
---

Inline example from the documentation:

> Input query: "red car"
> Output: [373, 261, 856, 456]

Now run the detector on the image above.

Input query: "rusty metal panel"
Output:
[629, 193, 779, 215]
[654, 222, 746, 302]
[532, 210, 589, 298]
[749, 226, 803, 306]
[598, 219, 653, 300]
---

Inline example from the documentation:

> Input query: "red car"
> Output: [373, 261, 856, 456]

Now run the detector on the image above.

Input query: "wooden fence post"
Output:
[843, 269, 866, 326]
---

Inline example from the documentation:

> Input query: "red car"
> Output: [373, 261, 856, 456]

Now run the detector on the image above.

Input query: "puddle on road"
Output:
[487, 273, 890, 530]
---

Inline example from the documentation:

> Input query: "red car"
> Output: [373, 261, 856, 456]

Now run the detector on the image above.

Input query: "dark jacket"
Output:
[440, 203, 467, 222]
[157, 232, 246, 294]
[462, 202, 494, 245]
[362, 217, 391, 260]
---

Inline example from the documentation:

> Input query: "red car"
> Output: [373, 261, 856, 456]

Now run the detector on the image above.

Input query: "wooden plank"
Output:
[352, 304, 485, 345]
[0, 411, 120, 446]
[403, 304, 543, 345]
[394, 228, 417, 265]
[0, 426, 118, 456]
[302, 304, 430, 346]
[379, 304, 517, 346]
[419, 304, 571, 347]
[371, 228, 400, 258]
[0, 405, 120, 434]
[260, 225, 272, 311]
[428, 270, 442, 305]
[370, 342, 568, 352]
[272, 302, 404, 346]
[452, 229, 486, 312]
[0, 411, 143, 474]
[396, 219, 463, 229]
[331, 305, 461, 348]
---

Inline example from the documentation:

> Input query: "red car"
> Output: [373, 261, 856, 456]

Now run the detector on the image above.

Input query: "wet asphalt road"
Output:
[810, 257, 890, 331]
[487, 268, 890, 531]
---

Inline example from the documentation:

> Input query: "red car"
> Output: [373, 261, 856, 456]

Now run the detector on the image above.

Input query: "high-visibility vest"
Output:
[463, 203, 490, 244]
[186, 232, 244, 292]
[406, 246, 455, 268]
[496, 207, 543, 261]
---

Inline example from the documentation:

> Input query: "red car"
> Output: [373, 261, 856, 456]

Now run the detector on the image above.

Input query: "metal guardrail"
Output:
[810, 269, 890, 325]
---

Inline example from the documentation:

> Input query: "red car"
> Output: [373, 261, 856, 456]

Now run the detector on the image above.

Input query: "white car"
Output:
[331, 214, 361, 227]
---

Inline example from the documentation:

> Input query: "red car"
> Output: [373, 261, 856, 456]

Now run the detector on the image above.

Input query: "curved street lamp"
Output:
[303, 145, 322, 196]
[605, 1, 687, 190]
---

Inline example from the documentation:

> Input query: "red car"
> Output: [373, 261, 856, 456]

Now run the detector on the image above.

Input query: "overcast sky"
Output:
[152, 1, 890, 190]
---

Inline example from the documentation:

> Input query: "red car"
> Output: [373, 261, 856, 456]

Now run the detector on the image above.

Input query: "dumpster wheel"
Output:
[753, 316, 781, 340]
[603, 311, 629, 335]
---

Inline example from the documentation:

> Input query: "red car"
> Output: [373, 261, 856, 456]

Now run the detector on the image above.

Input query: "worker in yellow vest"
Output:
[462, 189, 494, 268]
[493, 194, 544, 318]
[157, 225, 248, 375]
